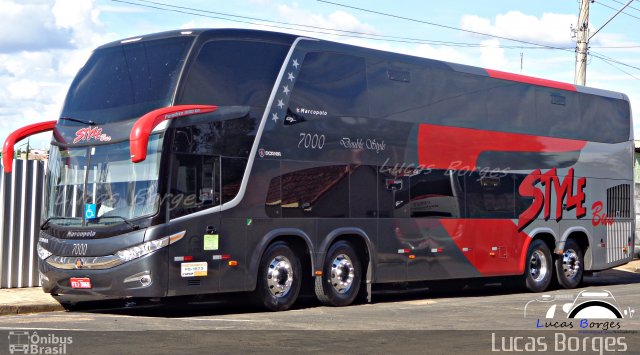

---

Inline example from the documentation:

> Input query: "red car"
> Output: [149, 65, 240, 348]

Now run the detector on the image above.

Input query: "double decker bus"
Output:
[3, 29, 634, 311]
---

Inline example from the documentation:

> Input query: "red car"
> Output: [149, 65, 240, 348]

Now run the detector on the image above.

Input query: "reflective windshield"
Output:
[46, 135, 163, 227]
[61, 36, 193, 124]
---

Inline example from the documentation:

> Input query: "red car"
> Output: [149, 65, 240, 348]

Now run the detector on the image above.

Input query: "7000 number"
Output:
[298, 133, 325, 150]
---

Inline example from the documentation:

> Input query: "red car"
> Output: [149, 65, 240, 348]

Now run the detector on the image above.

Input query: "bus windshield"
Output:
[60, 36, 193, 124]
[46, 135, 163, 227]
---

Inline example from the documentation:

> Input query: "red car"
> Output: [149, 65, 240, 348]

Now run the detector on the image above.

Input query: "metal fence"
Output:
[0, 159, 46, 288]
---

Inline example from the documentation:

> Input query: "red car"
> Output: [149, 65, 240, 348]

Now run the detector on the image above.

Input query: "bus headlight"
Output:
[37, 243, 52, 260]
[116, 231, 185, 262]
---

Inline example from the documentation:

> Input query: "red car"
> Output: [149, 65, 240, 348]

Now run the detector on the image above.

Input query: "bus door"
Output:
[166, 125, 222, 296]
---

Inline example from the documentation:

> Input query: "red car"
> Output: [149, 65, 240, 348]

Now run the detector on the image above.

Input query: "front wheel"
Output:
[315, 241, 362, 307]
[254, 242, 301, 311]
[555, 239, 584, 289]
[522, 239, 553, 292]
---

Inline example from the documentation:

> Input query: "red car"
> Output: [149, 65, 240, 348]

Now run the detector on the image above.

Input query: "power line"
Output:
[601, 0, 640, 14]
[591, 50, 640, 71]
[316, 0, 576, 53]
[592, 54, 640, 80]
[115, 0, 640, 50]
[593, 1, 640, 21]
[114, 0, 500, 48]
[114, 0, 640, 76]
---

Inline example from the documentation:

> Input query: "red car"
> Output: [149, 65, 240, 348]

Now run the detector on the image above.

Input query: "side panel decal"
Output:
[440, 219, 532, 276]
[417, 124, 587, 171]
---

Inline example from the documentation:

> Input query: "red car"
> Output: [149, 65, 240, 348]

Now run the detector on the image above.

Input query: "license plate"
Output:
[70, 277, 92, 289]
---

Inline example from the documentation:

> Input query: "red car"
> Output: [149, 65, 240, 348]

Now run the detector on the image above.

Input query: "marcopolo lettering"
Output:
[66, 230, 97, 238]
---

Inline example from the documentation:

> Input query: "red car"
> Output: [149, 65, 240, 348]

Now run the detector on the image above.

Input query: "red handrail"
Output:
[130, 105, 218, 163]
[3, 121, 57, 173]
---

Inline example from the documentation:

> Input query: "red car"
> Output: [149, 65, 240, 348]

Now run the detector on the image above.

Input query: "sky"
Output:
[1, 0, 639, 149]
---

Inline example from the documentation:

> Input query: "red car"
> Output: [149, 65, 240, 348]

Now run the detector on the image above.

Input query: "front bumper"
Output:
[39, 248, 168, 298]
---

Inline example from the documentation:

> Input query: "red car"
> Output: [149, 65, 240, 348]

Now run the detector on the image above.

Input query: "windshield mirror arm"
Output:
[130, 105, 218, 163]
[3, 121, 57, 173]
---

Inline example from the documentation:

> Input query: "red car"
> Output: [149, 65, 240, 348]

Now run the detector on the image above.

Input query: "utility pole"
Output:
[574, 0, 590, 86]
[574, 0, 634, 85]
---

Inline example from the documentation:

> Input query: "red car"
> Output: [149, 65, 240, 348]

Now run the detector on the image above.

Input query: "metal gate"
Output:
[0, 159, 47, 288]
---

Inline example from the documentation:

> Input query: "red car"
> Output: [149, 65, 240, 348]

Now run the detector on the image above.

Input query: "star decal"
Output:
[271, 112, 279, 122]
[282, 85, 290, 95]
[292, 59, 300, 69]
[287, 72, 295, 81]
[277, 99, 285, 109]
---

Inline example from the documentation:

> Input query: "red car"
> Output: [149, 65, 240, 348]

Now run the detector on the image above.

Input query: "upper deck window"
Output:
[61, 36, 193, 124]
[178, 40, 289, 108]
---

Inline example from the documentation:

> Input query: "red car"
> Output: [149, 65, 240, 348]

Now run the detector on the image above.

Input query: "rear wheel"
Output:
[555, 239, 584, 289]
[523, 239, 553, 292]
[255, 242, 301, 311]
[315, 241, 362, 307]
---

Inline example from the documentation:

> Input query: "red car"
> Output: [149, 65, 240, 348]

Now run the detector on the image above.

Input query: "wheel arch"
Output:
[248, 228, 315, 291]
[519, 228, 557, 274]
[560, 227, 592, 270]
[316, 227, 377, 285]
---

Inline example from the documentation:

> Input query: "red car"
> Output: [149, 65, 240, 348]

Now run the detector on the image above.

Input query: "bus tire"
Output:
[255, 241, 301, 311]
[315, 241, 361, 307]
[523, 239, 553, 292]
[555, 239, 584, 289]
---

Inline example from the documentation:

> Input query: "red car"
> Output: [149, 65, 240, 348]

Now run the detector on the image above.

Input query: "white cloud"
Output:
[7, 80, 40, 100]
[479, 39, 508, 69]
[276, 3, 376, 36]
[461, 11, 577, 47]
[0, 0, 109, 148]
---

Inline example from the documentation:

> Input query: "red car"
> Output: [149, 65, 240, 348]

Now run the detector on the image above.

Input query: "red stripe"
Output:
[417, 124, 587, 171]
[440, 219, 532, 276]
[485, 69, 577, 92]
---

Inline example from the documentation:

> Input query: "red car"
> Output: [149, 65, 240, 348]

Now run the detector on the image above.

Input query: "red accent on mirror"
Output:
[130, 105, 218, 163]
[3, 121, 57, 173]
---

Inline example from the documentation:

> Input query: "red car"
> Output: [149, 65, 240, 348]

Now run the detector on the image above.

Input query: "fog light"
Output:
[140, 275, 152, 287]
[124, 271, 152, 287]
[39, 272, 49, 284]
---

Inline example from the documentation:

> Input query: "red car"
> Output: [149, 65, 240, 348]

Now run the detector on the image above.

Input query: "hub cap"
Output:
[529, 250, 548, 282]
[329, 254, 355, 294]
[562, 249, 581, 280]
[266, 256, 293, 298]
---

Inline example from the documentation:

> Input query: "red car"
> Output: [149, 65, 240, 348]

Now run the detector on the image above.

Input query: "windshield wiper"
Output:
[60, 117, 96, 125]
[88, 215, 140, 230]
[40, 217, 81, 230]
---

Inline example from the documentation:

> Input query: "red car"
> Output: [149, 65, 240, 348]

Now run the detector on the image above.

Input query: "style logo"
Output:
[517, 168, 586, 231]
[258, 148, 265, 158]
[73, 127, 112, 144]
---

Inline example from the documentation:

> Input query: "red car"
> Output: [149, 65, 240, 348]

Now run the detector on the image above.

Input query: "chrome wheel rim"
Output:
[529, 250, 548, 282]
[266, 256, 293, 297]
[329, 254, 355, 294]
[562, 249, 581, 280]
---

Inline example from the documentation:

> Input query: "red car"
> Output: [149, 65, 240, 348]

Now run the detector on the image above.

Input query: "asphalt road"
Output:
[1, 270, 639, 354]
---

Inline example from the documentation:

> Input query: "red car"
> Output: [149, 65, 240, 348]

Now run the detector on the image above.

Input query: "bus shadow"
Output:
[69, 267, 640, 318]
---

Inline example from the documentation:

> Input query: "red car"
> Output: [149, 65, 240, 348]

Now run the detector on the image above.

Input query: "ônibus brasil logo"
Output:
[8, 331, 73, 354]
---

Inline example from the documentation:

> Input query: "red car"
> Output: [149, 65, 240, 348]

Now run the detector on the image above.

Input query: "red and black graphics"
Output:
[416, 124, 587, 172]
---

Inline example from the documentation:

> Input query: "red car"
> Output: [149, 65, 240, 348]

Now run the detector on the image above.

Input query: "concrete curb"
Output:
[0, 303, 64, 315]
